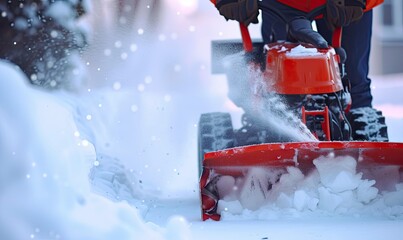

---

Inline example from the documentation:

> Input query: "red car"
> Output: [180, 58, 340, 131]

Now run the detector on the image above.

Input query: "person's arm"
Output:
[325, 0, 366, 30]
[213, 0, 259, 26]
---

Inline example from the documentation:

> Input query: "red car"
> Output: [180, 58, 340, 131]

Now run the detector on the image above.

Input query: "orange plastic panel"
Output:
[264, 42, 343, 94]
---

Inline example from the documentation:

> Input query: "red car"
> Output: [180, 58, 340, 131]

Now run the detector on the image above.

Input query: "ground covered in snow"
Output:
[1, 1, 403, 240]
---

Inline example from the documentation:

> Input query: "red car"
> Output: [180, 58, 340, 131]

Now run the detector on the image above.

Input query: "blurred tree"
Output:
[0, 0, 91, 90]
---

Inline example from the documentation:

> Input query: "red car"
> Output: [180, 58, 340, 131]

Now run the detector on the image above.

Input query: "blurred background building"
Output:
[372, 0, 403, 75]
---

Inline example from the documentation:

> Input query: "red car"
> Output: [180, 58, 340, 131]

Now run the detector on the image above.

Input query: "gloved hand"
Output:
[288, 18, 329, 49]
[325, 0, 366, 30]
[215, 0, 259, 26]
[258, 1, 329, 48]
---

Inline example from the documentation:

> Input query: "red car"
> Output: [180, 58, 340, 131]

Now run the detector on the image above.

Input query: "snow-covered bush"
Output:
[0, 0, 91, 90]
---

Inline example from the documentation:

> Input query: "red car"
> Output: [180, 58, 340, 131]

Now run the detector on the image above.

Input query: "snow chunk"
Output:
[314, 155, 361, 193]
[318, 187, 344, 211]
[294, 190, 318, 211]
[238, 167, 285, 210]
[276, 192, 293, 208]
[239, 168, 272, 210]
[357, 179, 378, 204]
[361, 165, 401, 191]
[216, 175, 236, 199]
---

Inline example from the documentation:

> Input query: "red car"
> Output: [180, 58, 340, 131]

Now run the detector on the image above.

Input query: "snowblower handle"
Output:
[332, 27, 342, 48]
[240, 23, 253, 52]
[210, 0, 253, 52]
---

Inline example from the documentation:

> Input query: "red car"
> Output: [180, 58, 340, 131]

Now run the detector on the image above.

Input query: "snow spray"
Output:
[247, 64, 318, 142]
[222, 50, 317, 142]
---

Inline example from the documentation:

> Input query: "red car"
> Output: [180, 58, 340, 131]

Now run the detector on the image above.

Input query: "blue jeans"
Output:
[316, 11, 374, 109]
[261, 6, 374, 109]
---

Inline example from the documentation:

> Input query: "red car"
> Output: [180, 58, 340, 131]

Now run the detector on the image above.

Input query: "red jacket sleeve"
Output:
[276, 0, 383, 13]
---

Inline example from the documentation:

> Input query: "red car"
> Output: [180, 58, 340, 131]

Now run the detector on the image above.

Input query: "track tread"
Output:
[348, 107, 389, 142]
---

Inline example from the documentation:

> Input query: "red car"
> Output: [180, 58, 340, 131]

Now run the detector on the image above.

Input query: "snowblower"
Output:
[199, 3, 403, 221]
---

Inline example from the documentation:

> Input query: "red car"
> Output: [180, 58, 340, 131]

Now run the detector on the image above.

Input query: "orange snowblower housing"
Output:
[264, 42, 343, 94]
[200, 0, 394, 222]
[276, 0, 384, 13]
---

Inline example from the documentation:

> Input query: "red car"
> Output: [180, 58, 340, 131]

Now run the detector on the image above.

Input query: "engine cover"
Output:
[264, 42, 343, 95]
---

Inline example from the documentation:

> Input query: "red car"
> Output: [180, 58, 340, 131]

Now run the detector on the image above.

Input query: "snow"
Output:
[265, 44, 322, 56]
[1, 1, 403, 239]
[287, 44, 322, 56]
[0, 60, 190, 240]
[215, 155, 402, 219]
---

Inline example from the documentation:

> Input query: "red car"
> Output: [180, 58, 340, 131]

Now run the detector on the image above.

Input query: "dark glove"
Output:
[215, 0, 259, 26]
[325, 0, 366, 30]
[288, 18, 329, 49]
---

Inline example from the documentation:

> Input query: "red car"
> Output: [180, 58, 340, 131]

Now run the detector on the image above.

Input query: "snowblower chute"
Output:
[198, 20, 403, 221]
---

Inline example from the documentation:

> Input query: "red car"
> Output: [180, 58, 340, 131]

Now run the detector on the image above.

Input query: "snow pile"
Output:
[216, 154, 403, 220]
[0, 60, 192, 240]
[88, 153, 148, 212]
[264, 44, 322, 56]
[286, 44, 322, 57]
